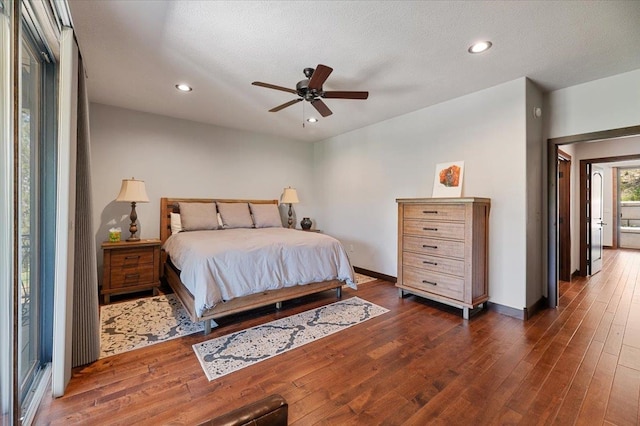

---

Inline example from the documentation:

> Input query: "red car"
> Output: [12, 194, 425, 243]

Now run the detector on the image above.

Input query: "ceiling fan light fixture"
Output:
[307, 117, 318, 123]
[175, 83, 193, 92]
[468, 41, 492, 54]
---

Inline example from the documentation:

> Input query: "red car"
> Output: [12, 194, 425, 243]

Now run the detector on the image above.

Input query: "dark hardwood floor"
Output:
[35, 249, 640, 425]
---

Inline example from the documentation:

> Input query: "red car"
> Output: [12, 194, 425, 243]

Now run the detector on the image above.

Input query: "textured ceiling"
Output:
[68, 1, 640, 143]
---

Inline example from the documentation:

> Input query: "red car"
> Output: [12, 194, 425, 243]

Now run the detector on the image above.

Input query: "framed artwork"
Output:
[432, 161, 464, 197]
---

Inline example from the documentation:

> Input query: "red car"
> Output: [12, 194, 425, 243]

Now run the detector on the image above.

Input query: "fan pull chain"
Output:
[302, 101, 305, 128]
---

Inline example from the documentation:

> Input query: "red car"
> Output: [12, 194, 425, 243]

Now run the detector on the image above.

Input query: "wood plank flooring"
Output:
[34, 249, 640, 425]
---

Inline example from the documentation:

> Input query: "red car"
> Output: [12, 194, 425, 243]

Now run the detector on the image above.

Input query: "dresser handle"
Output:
[422, 245, 438, 249]
[423, 227, 438, 231]
[422, 280, 437, 286]
[423, 260, 438, 266]
[125, 255, 140, 260]
[125, 273, 140, 279]
[422, 210, 438, 214]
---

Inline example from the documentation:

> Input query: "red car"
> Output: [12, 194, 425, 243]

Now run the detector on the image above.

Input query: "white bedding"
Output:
[162, 228, 356, 316]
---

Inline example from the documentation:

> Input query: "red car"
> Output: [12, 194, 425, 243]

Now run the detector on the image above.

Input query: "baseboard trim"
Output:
[487, 296, 549, 321]
[353, 267, 397, 283]
[524, 296, 548, 320]
[487, 302, 526, 320]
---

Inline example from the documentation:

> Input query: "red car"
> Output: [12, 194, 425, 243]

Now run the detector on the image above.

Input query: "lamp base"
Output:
[126, 236, 140, 242]
[287, 203, 294, 229]
[128, 201, 140, 241]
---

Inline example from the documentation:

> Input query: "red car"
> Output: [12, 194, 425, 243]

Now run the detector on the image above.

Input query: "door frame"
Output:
[547, 125, 640, 308]
[557, 149, 571, 282]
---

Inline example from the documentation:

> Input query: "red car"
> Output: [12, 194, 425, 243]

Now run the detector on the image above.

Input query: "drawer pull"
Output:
[125, 255, 140, 260]
[422, 245, 438, 249]
[423, 260, 438, 266]
[422, 210, 438, 214]
[422, 227, 438, 231]
[125, 273, 140, 280]
[422, 280, 437, 286]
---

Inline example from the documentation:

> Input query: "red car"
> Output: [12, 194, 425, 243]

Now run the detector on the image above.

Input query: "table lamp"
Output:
[281, 187, 299, 229]
[116, 178, 149, 241]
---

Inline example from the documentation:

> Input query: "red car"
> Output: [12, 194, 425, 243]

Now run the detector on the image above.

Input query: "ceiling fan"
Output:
[252, 64, 369, 118]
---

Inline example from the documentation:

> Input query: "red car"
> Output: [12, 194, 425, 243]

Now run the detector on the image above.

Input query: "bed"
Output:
[160, 197, 355, 333]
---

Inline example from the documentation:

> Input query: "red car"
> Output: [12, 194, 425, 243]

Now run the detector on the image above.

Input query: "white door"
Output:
[590, 166, 604, 275]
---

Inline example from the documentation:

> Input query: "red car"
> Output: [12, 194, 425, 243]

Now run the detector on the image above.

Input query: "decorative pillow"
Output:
[178, 202, 218, 231]
[170, 212, 183, 234]
[250, 203, 282, 228]
[216, 202, 254, 228]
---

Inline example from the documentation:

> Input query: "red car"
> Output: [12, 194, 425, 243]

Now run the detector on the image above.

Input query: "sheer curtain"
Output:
[72, 54, 99, 367]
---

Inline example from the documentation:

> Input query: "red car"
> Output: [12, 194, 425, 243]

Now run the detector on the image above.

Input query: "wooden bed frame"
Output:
[160, 197, 343, 334]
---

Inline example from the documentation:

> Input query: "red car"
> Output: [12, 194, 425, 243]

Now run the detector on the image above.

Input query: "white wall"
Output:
[548, 68, 640, 138]
[90, 103, 316, 272]
[314, 78, 528, 310]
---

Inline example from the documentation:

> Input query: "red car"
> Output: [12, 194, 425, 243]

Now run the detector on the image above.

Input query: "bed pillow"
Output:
[250, 203, 283, 228]
[170, 212, 183, 234]
[217, 202, 254, 228]
[178, 202, 218, 231]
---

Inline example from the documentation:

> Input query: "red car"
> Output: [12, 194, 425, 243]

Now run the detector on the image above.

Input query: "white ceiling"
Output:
[68, 1, 640, 143]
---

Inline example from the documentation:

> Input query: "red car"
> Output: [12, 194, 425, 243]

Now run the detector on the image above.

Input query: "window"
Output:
[1, 1, 57, 423]
[620, 168, 640, 202]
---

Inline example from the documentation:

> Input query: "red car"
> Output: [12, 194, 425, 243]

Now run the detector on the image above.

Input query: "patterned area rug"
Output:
[100, 294, 202, 358]
[193, 296, 389, 381]
[354, 273, 377, 285]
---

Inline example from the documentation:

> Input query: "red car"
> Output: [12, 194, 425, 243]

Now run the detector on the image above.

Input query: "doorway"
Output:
[547, 125, 640, 308]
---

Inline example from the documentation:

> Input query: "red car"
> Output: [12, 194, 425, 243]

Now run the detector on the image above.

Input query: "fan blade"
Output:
[308, 64, 333, 90]
[323, 91, 369, 100]
[311, 99, 333, 117]
[252, 81, 297, 95]
[269, 98, 302, 112]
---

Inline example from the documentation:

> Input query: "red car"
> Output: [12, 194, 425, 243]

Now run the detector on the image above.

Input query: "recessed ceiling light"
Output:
[468, 41, 492, 54]
[175, 83, 192, 92]
[307, 117, 318, 123]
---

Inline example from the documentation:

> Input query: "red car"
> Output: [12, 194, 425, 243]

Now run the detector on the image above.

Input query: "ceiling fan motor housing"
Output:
[296, 79, 321, 101]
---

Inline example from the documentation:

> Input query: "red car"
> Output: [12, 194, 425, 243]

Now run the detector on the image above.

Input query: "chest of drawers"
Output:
[396, 198, 490, 319]
[101, 239, 161, 304]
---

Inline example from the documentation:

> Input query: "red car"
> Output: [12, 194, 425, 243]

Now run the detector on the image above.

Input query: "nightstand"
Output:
[101, 239, 161, 304]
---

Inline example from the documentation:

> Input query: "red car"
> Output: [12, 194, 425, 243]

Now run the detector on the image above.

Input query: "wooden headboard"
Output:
[159, 197, 279, 245]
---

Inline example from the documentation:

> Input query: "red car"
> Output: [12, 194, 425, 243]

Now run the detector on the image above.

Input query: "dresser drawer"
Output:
[403, 251, 465, 277]
[403, 235, 465, 259]
[402, 266, 464, 300]
[403, 220, 465, 240]
[404, 204, 465, 221]
[110, 266, 155, 289]
[111, 248, 155, 268]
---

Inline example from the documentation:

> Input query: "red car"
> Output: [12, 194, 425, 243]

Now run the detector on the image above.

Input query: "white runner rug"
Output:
[193, 296, 388, 381]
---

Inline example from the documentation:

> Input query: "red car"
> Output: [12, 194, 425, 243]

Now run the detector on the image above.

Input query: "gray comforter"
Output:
[163, 228, 355, 316]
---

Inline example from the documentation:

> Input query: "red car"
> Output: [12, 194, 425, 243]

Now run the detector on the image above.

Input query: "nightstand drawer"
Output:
[110, 267, 155, 289]
[403, 204, 465, 221]
[402, 266, 464, 300]
[111, 248, 154, 268]
[403, 220, 465, 240]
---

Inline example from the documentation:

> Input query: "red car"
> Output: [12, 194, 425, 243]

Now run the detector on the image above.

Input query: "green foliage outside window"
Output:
[620, 168, 640, 201]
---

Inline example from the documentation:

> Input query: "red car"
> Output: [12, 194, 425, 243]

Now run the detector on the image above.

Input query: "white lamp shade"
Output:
[116, 178, 149, 203]
[281, 187, 299, 204]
